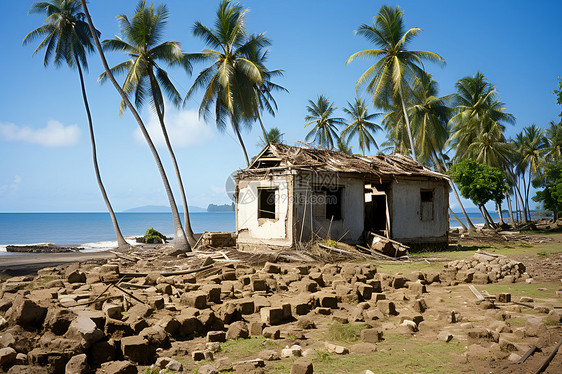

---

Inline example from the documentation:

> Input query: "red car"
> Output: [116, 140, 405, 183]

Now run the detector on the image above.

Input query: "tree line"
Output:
[23, 1, 561, 252]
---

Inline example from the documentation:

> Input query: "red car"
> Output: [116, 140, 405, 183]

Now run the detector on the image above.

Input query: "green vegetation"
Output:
[478, 283, 557, 300]
[143, 227, 166, 243]
[450, 159, 509, 228]
[304, 95, 345, 149]
[324, 322, 369, 343]
[532, 160, 562, 221]
[220, 337, 280, 361]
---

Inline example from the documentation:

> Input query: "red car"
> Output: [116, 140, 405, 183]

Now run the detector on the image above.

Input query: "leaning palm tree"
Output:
[304, 95, 345, 150]
[100, 0, 196, 246]
[341, 97, 381, 156]
[79, 0, 189, 252]
[24, 0, 128, 249]
[347, 5, 445, 161]
[187, 0, 265, 166]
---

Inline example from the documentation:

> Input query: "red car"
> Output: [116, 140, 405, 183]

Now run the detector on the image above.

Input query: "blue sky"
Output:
[0, 0, 560, 213]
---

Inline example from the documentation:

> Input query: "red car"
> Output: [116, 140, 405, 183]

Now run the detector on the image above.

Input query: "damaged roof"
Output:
[238, 143, 448, 181]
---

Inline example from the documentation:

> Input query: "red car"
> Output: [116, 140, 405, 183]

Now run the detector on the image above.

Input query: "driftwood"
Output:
[370, 232, 410, 249]
[535, 340, 562, 374]
[318, 243, 371, 259]
[469, 285, 485, 301]
[113, 284, 147, 305]
[110, 251, 141, 262]
[119, 264, 213, 278]
[119, 282, 151, 289]
[192, 232, 207, 251]
[62, 295, 123, 308]
[357, 245, 401, 261]
[518, 345, 539, 364]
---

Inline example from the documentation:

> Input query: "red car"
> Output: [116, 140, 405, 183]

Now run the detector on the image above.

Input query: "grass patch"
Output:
[478, 283, 557, 299]
[312, 333, 465, 374]
[325, 322, 369, 343]
[219, 337, 279, 361]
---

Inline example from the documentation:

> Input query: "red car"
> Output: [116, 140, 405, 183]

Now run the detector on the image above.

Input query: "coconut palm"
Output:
[187, 0, 266, 166]
[347, 5, 445, 161]
[246, 38, 287, 146]
[545, 120, 562, 161]
[341, 97, 381, 156]
[79, 0, 189, 252]
[100, 0, 196, 246]
[24, 0, 128, 249]
[408, 75, 452, 165]
[448, 73, 515, 165]
[257, 127, 284, 148]
[516, 124, 548, 219]
[304, 95, 345, 150]
[336, 136, 353, 155]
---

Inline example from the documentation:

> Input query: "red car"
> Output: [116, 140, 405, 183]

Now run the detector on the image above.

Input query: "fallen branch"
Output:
[518, 345, 538, 364]
[469, 285, 485, 301]
[119, 282, 151, 289]
[62, 295, 123, 308]
[113, 284, 148, 305]
[110, 251, 141, 262]
[370, 232, 410, 249]
[118, 264, 213, 278]
[535, 340, 562, 374]
[318, 243, 371, 259]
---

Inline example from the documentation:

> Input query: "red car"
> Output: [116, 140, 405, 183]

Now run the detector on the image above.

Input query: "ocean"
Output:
[0, 210, 547, 252]
[0, 212, 235, 249]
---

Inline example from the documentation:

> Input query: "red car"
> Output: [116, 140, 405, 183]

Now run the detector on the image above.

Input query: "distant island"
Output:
[207, 203, 235, 212]
[123, 204, 234, 213]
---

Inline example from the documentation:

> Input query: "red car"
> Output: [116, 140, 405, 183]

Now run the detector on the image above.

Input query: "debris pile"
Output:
[441, 250, 527, 284]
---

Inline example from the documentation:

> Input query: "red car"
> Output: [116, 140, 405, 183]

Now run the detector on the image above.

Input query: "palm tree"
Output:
[408, 75, 452, 165]
[246, 38, 287, 146]
[545, 120, 562, 161]
[336, 136, 353, 155]
[347, 5, 445, 161]
[517, 124, 547, 219]
[257, 127, 284, 147]
[79, 0, 189, 252]
[187, 0, 266, 166]
[448, 73, 515, 166]
[304, 95, 345, 149]
[341, 97, 381, 156]
[24, 0, 128, 249]
[100, 0, 196, 246]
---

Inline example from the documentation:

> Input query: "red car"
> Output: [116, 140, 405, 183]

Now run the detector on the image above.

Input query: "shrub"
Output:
[143, 227, 166, 244]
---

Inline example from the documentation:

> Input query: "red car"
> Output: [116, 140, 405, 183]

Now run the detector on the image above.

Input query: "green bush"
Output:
[143, 227, 166, 244]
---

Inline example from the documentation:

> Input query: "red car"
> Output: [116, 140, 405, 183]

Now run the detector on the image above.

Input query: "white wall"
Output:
[292, 173, 365, 244]
[236, 174, 293, 247]
[390, 179, 448, 242]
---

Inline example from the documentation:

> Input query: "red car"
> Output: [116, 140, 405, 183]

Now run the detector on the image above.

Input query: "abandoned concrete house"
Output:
[234, 144, 450, 250]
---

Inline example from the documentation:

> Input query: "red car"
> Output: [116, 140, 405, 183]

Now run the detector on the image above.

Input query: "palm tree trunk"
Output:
[80, 0, 189, 252]
[450, 181, 476, 232]
[482, 204, 497, 228]
[231, 114, 250, 166]
[506, 193, 515, 226]
[148, 71, 196, 247]
[256, 111, 269, 146]
[497, 202, 504, 225]
[508, 169, 528, 222]
[76, 60, 128, 249]
[521, 175, 530, 222]
[449, 207, 467, 231]
[398, 86, 417, 161]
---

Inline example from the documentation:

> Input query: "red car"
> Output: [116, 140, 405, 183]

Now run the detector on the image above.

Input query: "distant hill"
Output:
[207, 203, 235, 212]
[123, 205, 206, 213]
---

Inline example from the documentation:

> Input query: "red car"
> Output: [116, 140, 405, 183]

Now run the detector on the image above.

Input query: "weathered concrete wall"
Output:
[390, 179, 448, 243]
[236, 174, 293, 248]
[292, 173, 365, 244]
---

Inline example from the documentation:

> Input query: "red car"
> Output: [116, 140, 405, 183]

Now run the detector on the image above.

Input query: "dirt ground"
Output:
[0, 231, 560, 374]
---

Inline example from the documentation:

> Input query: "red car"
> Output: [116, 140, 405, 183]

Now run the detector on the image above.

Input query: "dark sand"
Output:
[0, 251, 114, 278]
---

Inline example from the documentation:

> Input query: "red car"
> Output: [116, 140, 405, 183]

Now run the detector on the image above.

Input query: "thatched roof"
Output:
[239, 143, 448, 181]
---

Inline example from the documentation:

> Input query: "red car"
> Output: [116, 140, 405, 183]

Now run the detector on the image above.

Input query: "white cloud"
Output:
[0, 175, 21, 195]
[0, 120, 80, 147]
[133, 107, 214, 148]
